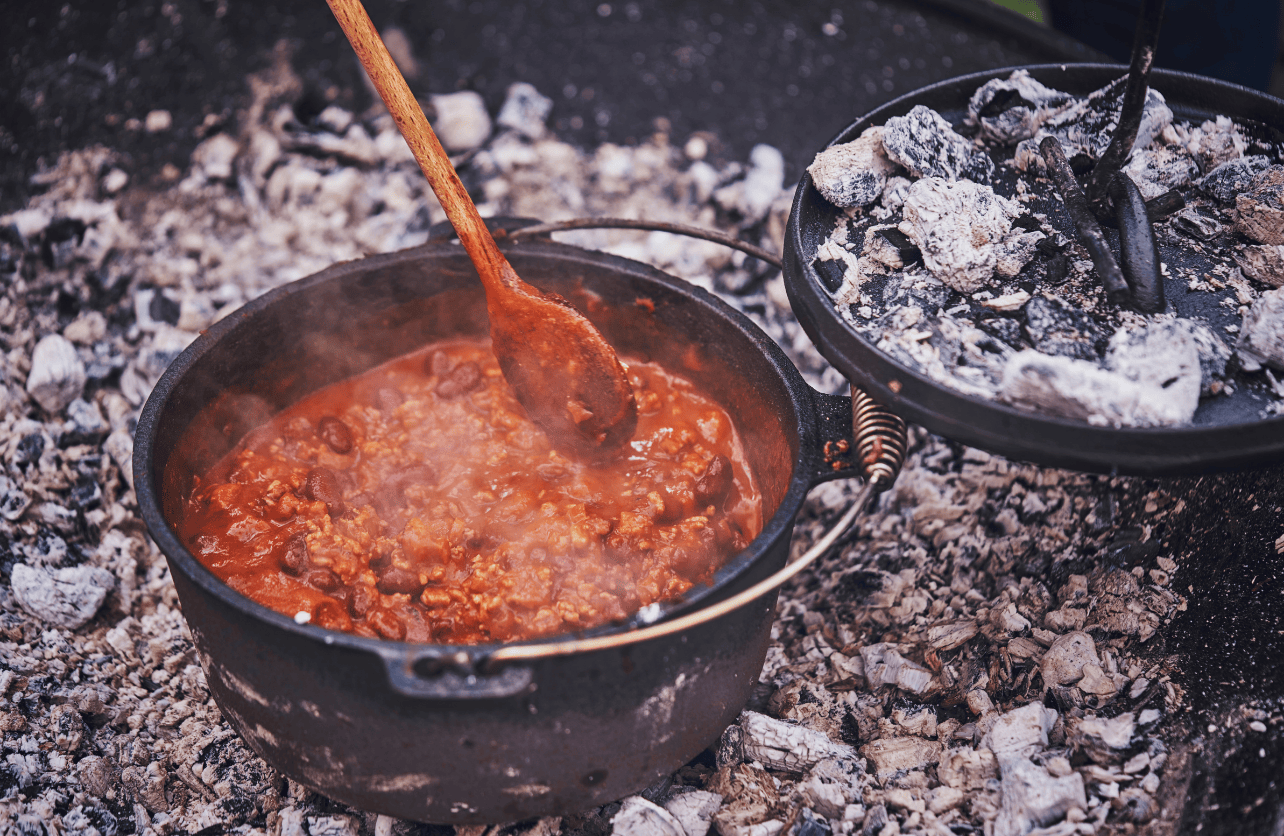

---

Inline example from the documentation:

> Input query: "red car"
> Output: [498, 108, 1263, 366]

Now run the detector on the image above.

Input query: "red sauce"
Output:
[175, 340, 763, 644]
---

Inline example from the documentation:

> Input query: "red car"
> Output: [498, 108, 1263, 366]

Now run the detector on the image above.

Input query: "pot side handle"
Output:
[808, 386, 909, 490]
[376, 648, 535, 700]
[807, 390, 860, 484]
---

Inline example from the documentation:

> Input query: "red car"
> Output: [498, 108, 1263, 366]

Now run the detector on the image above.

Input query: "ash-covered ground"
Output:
[2, 50, 1283, 836]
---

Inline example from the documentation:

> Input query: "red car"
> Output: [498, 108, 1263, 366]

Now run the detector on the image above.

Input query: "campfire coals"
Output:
[810, 70, 1284, 428]
[1, 75, 1277, 835]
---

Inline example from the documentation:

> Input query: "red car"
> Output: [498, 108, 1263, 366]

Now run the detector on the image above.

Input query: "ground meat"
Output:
[176, 340, 762, 644]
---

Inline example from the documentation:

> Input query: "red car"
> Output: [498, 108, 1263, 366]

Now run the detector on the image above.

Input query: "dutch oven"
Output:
[134, 230, 897, 823]
[783, 64, 1284, 476]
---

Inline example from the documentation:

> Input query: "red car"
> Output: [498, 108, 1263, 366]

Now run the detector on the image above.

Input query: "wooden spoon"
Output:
[326, 0, 637, 457]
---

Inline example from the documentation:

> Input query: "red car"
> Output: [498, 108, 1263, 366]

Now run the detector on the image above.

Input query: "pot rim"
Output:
[134, 236, 842, 670]
[783, 62, 1284, 476]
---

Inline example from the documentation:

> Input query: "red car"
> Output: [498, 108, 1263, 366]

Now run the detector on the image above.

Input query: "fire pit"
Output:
[3, 2, 1283, 834]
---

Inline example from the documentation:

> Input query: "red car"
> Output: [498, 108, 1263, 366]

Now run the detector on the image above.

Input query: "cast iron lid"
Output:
[784, 63, 1284, 477]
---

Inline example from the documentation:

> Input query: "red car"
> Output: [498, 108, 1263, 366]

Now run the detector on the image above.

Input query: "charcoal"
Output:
[967, 70, 1073, 145]
[1197, 154, 1273, 203]
[0, 474, 30, 521]
[739, 710, 854, 772]
[663, 790, 723, 836]
[791, 807, 831, 836]
[998, 348, 1198, 427]
[26, 334, 87, 413]
[809, 126, 899, 209]
[1038, 77, 1172, 163]
[611, 796, 685, 836]
[1121, 145, 1200, 200]
[61, 398, 110, 446]
[811, 255, 848, 293]
[992, 755, 1087, 836]
[1023, 296, 1106, 361]
[1171, 206, 1222, 240]
[882, 105, 994, 183]
[978, 316, 1024, 347]
[15, 432, 47, 468]
[68, 477, 103, 511]
[1235, 183, 1284, 245]
[865, 225, 920, 269]
[497, 82, 554, 140]
[10, 563, 115, 629]
[898, 177, 1023, 292]
[1236, 287, 1284, 371]
[1235, 244, 1284, 287]
[1107, 320, 1203, 417]
[859, 736, 943, 779]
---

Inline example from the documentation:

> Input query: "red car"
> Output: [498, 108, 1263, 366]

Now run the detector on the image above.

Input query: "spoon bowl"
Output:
[326, 0, 637, 456]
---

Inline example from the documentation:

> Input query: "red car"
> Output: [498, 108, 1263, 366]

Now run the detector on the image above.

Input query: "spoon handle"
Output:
[325, 0, 513, 290]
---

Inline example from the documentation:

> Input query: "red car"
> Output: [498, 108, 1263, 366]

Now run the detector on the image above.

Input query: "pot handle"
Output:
[488, 387, 909, 664]
[809, 385, 909, 490]
[376, 648, 535, 699]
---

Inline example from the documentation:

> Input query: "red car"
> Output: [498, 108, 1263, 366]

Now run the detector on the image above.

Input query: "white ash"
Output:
[429, 90, 494, 153]
[810, 71, 1284, 424]
[1015, 79, 1173, 173]
[997, 339, 1199, 428]
[897, 177, 1037, 293]
[1178, 115, 1250, 172]
[25, 333, 86, 414]
[0, 68, 1251, 836]
[807, 127, 900, 210]
[738, 711, 854, 773]
[966, 69, 1076, 146]
[1236, 244, 1284, 287]
[1120, 144, 1200, 201]
[1236, 287, 1284, 371]
[10, 564, 115, 630]
[497, 82, 554, 141]
[1236, 183, 1284, 245]
[715, 144, 787, 225]
[612, 796, 687, 836]
[663, 789, 724, 836]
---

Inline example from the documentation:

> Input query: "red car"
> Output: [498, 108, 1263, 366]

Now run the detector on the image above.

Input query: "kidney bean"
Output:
[317, 416, 354, 454]
[304, 467, 345, 515]
[694, 455, 733, 508]
[368, 547, 393, 573]
[367, 607, 407, 641]
[435, 361, 482, 398]
[376, 566, 424, 595]
[656, 479, 696, 524]
[279, 532, 309, 575]
[345, 584, 377, 618]
[304, 567, 343, 593]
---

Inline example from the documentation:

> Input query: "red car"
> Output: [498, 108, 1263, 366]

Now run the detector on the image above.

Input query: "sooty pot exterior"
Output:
[135, 237, 857, 822]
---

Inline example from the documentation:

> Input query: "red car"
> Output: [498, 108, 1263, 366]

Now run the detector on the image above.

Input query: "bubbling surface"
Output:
[176, 339, 763, 644]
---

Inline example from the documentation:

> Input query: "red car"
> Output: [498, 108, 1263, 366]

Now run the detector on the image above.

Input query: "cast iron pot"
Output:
[134, 232, 869, 823]
[784, 64, 1284, 476]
